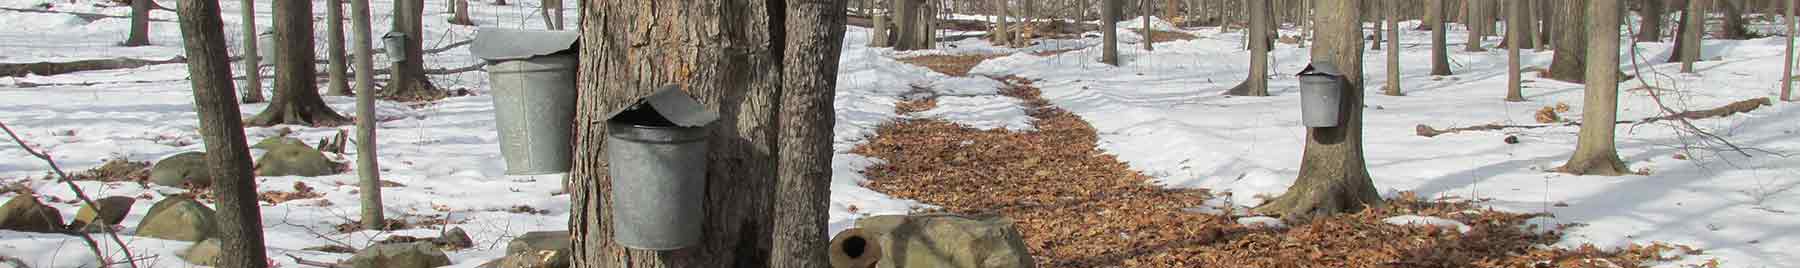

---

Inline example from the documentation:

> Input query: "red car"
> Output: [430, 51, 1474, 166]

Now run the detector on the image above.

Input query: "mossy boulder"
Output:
[855, 214, 1035, 268]
[0, 194, 64, 233]
[71, 196, 137, 232]
[255, 140, 338, 177]
[349, 242, 452, 268]
[150, 152, 211, 188]
[134, 197, 217, 241]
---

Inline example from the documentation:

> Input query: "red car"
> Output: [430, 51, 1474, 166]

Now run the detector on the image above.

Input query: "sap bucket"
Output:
[1297, 62, 1346, 128]
[605, 85, 719, 250]
[471, 27, 581, 175]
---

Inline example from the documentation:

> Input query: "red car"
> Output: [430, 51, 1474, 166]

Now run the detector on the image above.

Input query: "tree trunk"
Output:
[1537, 0, 1553, 51]
[350, 0, 383, 231]
[1464, 0, 1487, 51]
[995, 0, 1012, 46]
[125, 0, 150, 46]
[1103, 0, 1120, 65]
[1225, 0, 1267, 96]
[916, 1, 936, 49]
[569, 0, 781, 266]
[1385, 0, 1401, 96]
[1674, 0, 1706, 73]
[1024, 0, 1036, 24]
[1506, 0, 1525, 101]
[1556, 0, 1630, 176]
[1371, 0, 1384, 51]
[238, 0, 264, 103]
[771, 0, 847, 266]
[326, 0, 352, 96]
[1164, 0, 1177, 24]
[1298, 0, 1309, 48]
[1431, 0, 1452, 75]
[894, 0, 921, 50]
[1523, 0, 1539, 49]
[386, 0, 440, 100]
[1143, 0, 1153, 51]
[449, 0, 473, 25]
[1639, 0, 1665, 42]
[1546, 0, 1588, 82]
[174, 0, 268, 267]
[871, 14, 891, 47]
[248, 0, 349, 127]
[1786, 0, 1796, 102]
[1253, 0, 1381, 220]
[542, 0, 563, 30]
[1721, 0, 1750, 39]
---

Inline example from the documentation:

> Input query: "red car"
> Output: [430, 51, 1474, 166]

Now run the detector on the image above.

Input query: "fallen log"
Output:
[0, 56, 186, 77]
[1417, 97, 1772, 138]
[0, 7, 171, 22]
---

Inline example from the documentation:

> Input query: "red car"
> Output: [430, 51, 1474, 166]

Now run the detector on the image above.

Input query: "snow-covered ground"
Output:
[0, 2, 1794, 267]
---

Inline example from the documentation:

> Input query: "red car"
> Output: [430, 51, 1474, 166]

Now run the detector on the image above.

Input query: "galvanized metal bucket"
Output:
[472, 28, 582, 175]
[606, 86, 717, 250]
[1297, 62, 1345, 128]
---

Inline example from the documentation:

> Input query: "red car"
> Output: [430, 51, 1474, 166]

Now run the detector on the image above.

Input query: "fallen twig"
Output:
[0, 121, 140, 268]
[1415, 97, 1771, 138]
[285, 254, 351, 268]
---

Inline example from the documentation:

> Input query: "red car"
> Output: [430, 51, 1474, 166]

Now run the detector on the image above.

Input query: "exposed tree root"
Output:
[1252, 168, 1383, 221]
[245, 100, 352, 127]
[1415, 97, 1772, 137]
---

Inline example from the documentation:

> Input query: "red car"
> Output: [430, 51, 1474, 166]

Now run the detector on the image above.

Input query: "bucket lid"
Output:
[1297, 61, 1343, 77]
[470, 27, 580, 61]
[606, 85, 720, 128]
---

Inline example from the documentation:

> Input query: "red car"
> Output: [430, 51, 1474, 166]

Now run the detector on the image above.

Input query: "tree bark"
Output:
[1253, 0, 1381, 220]
[1102, 0, 1120, 65]
[871, 14, 891, 47]
[386, 0, 440, 100]
[1546, 0, 1589, 82]
[1430, 0, 1452, 75]
[174, 0, 268, 267]
[542, 0, 563, 30]
[238, 0, 264, 103]
[1506, 0, 1525, 101]
[1225, 0, 1267, 96]
[1557, 0, 1630, 176]
[1537, 0, 1553, 51]
[1639, 0, 1665, 42]
[449, 0, 473, 25]
[124, 0, 150, 46]
[351, 0, 383, 231]
[1385, 0, 1401, 96]
[1674, 0, 1706, 73]
[1721, 0, 1750, 39]
[1371, 0, 1384, 51]
[771, 0, 847, 266]
[1787, 0, 1796, 102]
[894, 0, 922, 50]
[1298, 0, 1309, 48]
[570, 0, 781, 266]
[1142, 0, 1153, 51]
[994, 0, 1011, 46]
[248, 0, 349, 127]
[326, 0, 352, 96]
[1464, 0, 1487, 52]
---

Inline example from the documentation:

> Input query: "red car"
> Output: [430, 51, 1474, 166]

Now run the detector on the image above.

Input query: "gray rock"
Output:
[150, 152, 211, 188]
[71, 196, 137, 232]
[134, 197, 217, 241]
[438, 227, 473, 249]
[349, 242, 452, 268]
[0, 194, 64, 233]
[255, 141, 338, 177]
[854, 214, 1035, 268]
[178, 238, 222, 266]
[476, 231, 570, 268]
[252, 136, 307, 150]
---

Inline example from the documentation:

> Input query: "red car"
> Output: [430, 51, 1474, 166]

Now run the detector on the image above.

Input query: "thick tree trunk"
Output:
[1639, 0, 1665, 42]
[994, 0, 1011, 45]
[1371, 0, 1384, 51]
[1464, 0, 1487, 52]
[1546, 0, 1589, 82]
[386, 0, 441, 100]
[1102, 0, 1120, 65]
[871, 14, 891, 47]
[174, 0, 268, 267]
[1253, 0, 1381, 220]
[1787, 0, 1797, 102]
[1557, 0, 1630, 176]
[542, 0, 563, 30]
[894, 0, 922, 50]
[248, 0, 349, 127]
[1674, 0, 1706, 73]
[1142, 0, 1153, 51]
[449, 0, 473, 25]
[1225, 0, 1267, 96]
[771, 0, 847, 266]
[570, 0, 780, 266]
[1537, 0, 1553, 51]
[916, 1, 935, 49]
[1506, 0, 1525, 101]
[238, 0, 264, 103]
[1523, 0, 1539, 49]
[1722, 0, 1750, 39]
[326, 0, 352, 96]
[1298, 0, 1309, 48]
[351, 0, 383, 231]
[1431, 0, 1453, 75]
[125, 0, 150, 46]
[1385, 0, 1401, 96]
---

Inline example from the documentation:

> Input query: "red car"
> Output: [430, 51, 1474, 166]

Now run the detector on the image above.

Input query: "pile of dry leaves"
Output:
[896, 54, 1006, 77]
[853, 77, 1700, 267]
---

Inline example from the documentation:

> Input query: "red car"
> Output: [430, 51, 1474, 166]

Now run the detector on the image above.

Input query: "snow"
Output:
[1236, 216, 1285, 229]
[1384, 215, 1474, 233]
[1, 2, 1797, 267]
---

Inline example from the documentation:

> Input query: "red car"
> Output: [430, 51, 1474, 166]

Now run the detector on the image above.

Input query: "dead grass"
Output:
[1132, 29, 1199, 43]
[852, 77, 1699, 267]
[895, 54, 1005, 77]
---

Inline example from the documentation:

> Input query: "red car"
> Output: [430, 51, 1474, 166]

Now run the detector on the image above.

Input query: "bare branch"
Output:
[0, 121, 140, 268]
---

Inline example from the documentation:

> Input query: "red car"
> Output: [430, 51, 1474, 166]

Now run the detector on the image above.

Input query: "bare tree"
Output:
[1546, 0, 1589, 82]
[1639, 0, 1666, 42]
[174, 0, 269, 266]
[326, 0, 351, 96]
[541, 0, 563, 30]
[124, 0, 151, 46]
[1370, 0, 1383, 51]
[569, 0, 781, 266]
[1103, 0, 1120, 65]
[1253, 0, 1381, 219]
[1430, 0, 1452, 75]
[1384, 0, 1400, 96]
[350, 0, 384, 230]
[1225, 0, 1268, 96]
[1721, 0, 1751, 39]
[894, 0, 923, 50]
[771, 0, 849, 266]
[238, 0, 264, 103]
[995, 0, 1012, 46]
[1786, 0, 1796, 102]
[1464, 0, 1488, 52]
[1556, 0, 1630, 176]
[1673, 0, 1707, 73]
[1142, 0, 1153, 52]
[1506, 0, 1526, 101]
[449, 0, 474, 25]
[387, 0, 441, 100]
[247, 0, 350, 127]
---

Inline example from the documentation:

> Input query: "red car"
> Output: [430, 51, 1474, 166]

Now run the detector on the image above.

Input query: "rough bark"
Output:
[124, 0, 150, 46]
[248, 0, 349, 127]
[1225, 0, 1267, 96]
[1787, 0, 1796, 102]
[1103, 0, 1120, 65]
[1431, 0, 1452, 75]
[1371, 0, 1384, 51]
[1143, 0, 1153, 51]
[1556, 0, 1630, 176]
[1546, 0, 1588, 82]
[1722, 0, 1750, 39]
[771, 0, 847, 266]
[1639, 0, 1665, 42]
[569, 0, 781, 266]
[1384, 0, 1400, 96]
[1674, 0, 1707, 73]
[894, 0, 922, 50]
[1252, 0, 1381, 220]
[173, 0, 268, 267]
[1464, 0, 1487, 52]
[1506, 0, 1525, 102]
[449, 0, 473, 25]
[239, 0, 264, 103]
[994, 0, 1011, 46]
[385, 0, 441, 101]
[326, 0, 352, 96]
[351, 0, 383, 231]
[1537, 0, 1553, 50]
[542, 0, 563, 30]
[871, 14, 891, 47]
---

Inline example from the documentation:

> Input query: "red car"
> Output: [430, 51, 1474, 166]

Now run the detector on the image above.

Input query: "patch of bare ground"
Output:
[895, 54, 1006, 77]
[853, 77, 1699, 267]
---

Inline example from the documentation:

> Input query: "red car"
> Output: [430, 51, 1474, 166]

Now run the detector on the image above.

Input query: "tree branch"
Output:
[0, 121, 140, 268]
